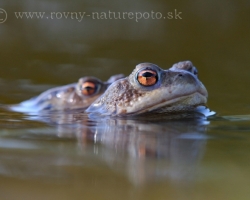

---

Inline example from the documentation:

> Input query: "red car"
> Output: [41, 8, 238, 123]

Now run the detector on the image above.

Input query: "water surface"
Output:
[0, 0, 250, 199]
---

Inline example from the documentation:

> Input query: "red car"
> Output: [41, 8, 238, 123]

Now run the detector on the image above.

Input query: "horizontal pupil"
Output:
[84, 86, 95, 90]
[142, 72, 154, 77]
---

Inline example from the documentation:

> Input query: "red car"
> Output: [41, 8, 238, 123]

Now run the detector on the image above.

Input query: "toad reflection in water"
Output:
[39, 101, 212, 185]
[77, 117, 208, 185]
[0, 111, 208, 186]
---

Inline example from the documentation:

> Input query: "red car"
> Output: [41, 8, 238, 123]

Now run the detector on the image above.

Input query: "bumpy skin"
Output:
[86, 61, 208, 116]
[9, 74, 124, 112]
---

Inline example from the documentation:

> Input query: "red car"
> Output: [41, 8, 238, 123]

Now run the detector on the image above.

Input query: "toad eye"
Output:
[194, 69, 198, 76]
[137, 69, 158, 86]
[187, 67, 198, 76]
[81, 82, 97, 95]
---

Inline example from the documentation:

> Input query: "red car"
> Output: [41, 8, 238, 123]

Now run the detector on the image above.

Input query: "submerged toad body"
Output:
[9, 74, 124, 113]
[87, 61, 213, 117]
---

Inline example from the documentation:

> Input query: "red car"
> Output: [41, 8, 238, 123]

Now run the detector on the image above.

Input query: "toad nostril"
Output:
[178, 74, 183, 77]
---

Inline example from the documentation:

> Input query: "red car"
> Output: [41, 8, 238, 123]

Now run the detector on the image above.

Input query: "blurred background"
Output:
[0, 1, 250, 200]
[0, 0, 250, 114]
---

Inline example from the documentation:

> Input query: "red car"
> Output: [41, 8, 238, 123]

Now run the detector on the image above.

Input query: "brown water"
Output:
[0, 0, 250, 199]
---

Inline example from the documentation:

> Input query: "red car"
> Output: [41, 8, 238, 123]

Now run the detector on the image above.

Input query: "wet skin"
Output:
[87, 61, 208, 117]
[9, 74, 124, 112]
